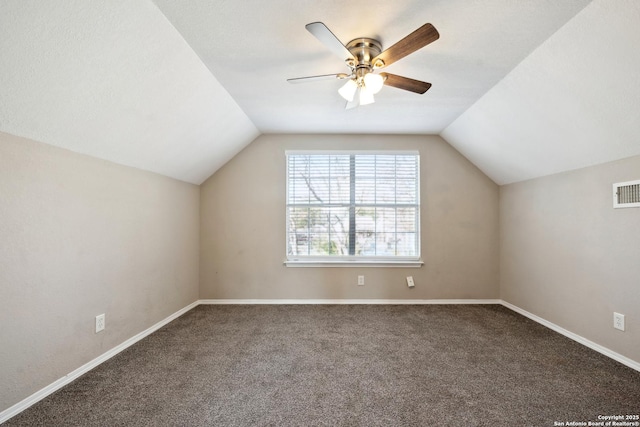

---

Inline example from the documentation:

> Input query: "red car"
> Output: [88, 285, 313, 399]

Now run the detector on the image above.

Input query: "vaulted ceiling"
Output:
[1, 0, 638, 185]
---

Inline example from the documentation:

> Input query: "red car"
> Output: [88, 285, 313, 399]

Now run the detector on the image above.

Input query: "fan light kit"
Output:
[288, 22, 439, 109]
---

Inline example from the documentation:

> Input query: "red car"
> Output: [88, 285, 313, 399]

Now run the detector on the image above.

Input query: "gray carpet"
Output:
[4, 305, 640, 426]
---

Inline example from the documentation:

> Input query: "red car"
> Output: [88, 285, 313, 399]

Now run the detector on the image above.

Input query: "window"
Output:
[286, 151, 421, 266]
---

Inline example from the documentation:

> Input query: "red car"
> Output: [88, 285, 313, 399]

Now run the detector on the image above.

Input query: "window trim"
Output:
[283, 258, 424, 268]
[284, 150, 422, 267]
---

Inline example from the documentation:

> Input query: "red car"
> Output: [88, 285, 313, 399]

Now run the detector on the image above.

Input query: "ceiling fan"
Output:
[288, 22, 439, 109]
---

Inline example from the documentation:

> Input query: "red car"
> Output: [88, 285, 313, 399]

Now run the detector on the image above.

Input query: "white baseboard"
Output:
[501, 300, 640, 373]
[3, 298, 638, 424]
[198, 298, 502, 305]
[0, 301, 199, 424]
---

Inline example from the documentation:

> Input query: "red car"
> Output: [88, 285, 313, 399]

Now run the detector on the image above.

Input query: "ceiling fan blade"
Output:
[372, 23, 439, 68]
[287, 73, 350, 84]
[305, 22, 355, 61]
[380, 73, 432, 94]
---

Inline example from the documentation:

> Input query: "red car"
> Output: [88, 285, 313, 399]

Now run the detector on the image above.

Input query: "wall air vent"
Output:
[613, 180, 640, 208]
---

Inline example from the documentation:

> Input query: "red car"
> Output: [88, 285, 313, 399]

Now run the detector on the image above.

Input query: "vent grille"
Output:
[613, 180, 640, 208]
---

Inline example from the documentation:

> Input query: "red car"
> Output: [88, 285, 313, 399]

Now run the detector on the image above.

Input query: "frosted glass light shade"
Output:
[363, 72, 384, 94]
[359, 86, 375, 105]
[338, 79, 358, 102]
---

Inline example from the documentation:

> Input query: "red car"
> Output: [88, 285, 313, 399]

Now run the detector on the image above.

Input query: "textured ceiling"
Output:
[3, 0, 638, 186]
[442, 0, 640, 184]
[153, 0, 591, 135]
[0, 0, 258, 184]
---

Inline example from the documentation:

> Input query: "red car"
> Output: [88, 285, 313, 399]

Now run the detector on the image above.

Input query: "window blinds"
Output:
[286, 152, 420, 259]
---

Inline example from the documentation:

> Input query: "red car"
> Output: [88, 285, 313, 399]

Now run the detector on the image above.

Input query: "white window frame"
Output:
[284, 150, 423, 268]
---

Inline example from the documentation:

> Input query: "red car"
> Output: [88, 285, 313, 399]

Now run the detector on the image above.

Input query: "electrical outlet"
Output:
[357, 275, 365, 286]
[95, 313, 105, 333]
[613, 312, 625, 331]
[406, 276, 415, 288]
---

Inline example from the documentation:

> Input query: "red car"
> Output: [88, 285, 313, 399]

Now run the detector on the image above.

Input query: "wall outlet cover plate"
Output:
[95, 313, 105, 333]
[613, 312, 625, 331]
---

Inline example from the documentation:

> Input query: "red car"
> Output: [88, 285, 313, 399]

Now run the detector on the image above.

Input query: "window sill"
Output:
[284, 259, 423, 268]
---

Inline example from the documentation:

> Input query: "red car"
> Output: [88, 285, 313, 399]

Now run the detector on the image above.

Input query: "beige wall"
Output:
[0, 132, 200, 412]
[2, 128, 638, 414]
[200, 134, 499, 300]
[500, 155, 640, 362]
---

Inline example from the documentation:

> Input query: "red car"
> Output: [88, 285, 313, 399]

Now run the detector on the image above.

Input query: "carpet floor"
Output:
[4, 305, 640, 426]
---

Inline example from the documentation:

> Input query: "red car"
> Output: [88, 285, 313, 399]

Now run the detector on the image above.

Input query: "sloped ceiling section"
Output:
[442, 0, 640, 185]
[0, 0, 258, 184]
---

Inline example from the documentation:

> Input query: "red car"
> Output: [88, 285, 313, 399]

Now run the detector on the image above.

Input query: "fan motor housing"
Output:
[345, 38, 382, 69]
